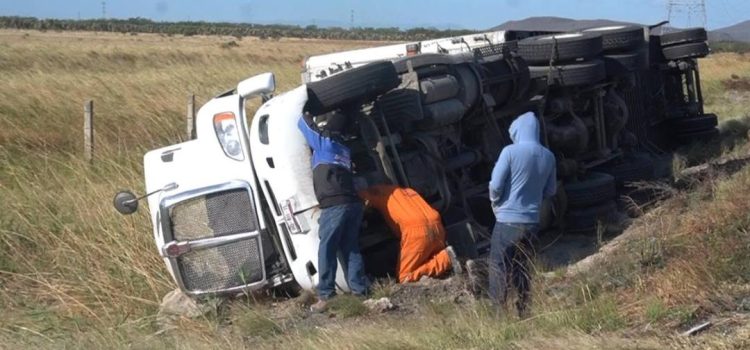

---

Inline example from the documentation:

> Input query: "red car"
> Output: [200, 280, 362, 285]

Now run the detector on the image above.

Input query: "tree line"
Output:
[0, 16, 477, 41]
[710, 41, 750, 54]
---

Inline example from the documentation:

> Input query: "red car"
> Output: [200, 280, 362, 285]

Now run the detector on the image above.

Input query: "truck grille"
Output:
[177, 237, 264, 292]
[169, 189, 257, 241]
[167, 187, 264, 293]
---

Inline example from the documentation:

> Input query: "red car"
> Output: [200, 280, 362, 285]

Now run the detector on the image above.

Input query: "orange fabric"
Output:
[359, 185, 451, 283]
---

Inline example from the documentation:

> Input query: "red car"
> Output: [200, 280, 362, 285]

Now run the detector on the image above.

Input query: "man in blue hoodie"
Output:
[298, 110, 369, 313]
[488, 111, 556, 317]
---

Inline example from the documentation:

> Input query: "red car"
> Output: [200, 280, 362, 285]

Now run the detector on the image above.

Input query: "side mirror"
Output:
[114, 190, 138, 215]
[238, 73, 275, 99]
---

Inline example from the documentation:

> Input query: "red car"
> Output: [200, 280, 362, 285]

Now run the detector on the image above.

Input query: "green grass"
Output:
[327, 295, 369, 318]
[645, 298, 668, 323]
[229, 305, 282, 339]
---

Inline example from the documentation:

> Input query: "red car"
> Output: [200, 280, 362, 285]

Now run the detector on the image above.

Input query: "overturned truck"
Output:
[115, 23, 716, 297]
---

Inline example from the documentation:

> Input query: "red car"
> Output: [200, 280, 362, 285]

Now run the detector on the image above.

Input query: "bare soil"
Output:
[723, 75, 750, 92]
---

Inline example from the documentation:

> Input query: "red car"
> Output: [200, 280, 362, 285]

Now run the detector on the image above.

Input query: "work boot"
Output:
[310, 299, 329, 313]
[445, 246, 463, 275]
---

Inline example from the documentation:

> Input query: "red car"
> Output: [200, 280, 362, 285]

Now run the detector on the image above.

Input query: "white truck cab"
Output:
[140, 73, 302, 296]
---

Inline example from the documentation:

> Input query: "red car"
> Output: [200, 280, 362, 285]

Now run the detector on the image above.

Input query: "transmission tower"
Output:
[666, 0, 707, 29]
[101, 1, 107, 19]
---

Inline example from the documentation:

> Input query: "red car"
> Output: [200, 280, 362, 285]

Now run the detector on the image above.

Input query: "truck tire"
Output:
[669, 114, 718, 134]
[305, 61, 400, 115]
[582, 25, 645, 52]
[602, 50, 648, 76]
[529, 60, 606, 87]
[482, 56, 531, 106]
[595, 153, 655, 187]
[659, 28, 708, 47]
[518, 32, 603, 65]
[564, 171, 616, 208]
[565, 201, 617, 234]
[662, 42, 709, 60]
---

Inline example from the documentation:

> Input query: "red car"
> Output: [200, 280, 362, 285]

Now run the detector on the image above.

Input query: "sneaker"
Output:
[310, 299, 328, 313]
[445, 246, 463, 275]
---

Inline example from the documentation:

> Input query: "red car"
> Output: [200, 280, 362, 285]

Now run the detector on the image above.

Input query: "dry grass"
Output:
[0, 29, 749, 348]
[699, 52, 750, 120]
[0, 29, 371, 346]
[0, 29, 374, 154]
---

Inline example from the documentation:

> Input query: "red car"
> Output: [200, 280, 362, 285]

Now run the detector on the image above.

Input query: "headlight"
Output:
[213, 112, 245, 161]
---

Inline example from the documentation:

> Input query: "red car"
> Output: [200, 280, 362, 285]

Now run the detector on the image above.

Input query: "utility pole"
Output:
[350, 9, 354, 29]
[665, 0, 707, 30]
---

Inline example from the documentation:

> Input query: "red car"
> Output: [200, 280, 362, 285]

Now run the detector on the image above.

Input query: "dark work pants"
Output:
[317, 202, 369, 300]
[489, 222, 538, 315]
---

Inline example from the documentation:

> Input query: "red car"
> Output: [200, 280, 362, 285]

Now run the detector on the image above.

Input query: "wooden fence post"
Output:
[84, 100, 94, 163]
[187, 94, 196, 139]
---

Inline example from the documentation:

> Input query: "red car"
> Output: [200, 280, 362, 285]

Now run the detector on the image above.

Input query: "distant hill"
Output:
[709, 20, 750, 43]
[490, 16, 636, 32]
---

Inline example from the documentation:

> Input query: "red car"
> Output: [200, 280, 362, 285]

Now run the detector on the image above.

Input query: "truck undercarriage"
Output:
[294, 25, 717, 279]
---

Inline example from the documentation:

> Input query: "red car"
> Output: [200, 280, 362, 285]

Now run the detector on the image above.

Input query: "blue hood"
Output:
[509, 112, 540, 144]
[489, 110, 556, 224]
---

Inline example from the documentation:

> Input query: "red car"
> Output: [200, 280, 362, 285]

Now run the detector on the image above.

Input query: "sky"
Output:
[0, 0, 747, 30]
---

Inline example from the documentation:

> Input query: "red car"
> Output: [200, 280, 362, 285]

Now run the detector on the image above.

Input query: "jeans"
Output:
[489, 222, 539, 315]
[317, 202, 369, 300]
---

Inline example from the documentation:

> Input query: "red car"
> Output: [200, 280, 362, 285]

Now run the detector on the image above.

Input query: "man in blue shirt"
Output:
[488, 111, 556, 317]
[298, 110, 369, 312]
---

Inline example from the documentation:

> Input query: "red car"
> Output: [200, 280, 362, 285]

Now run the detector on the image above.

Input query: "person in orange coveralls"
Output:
[359, 184, 462, 283]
